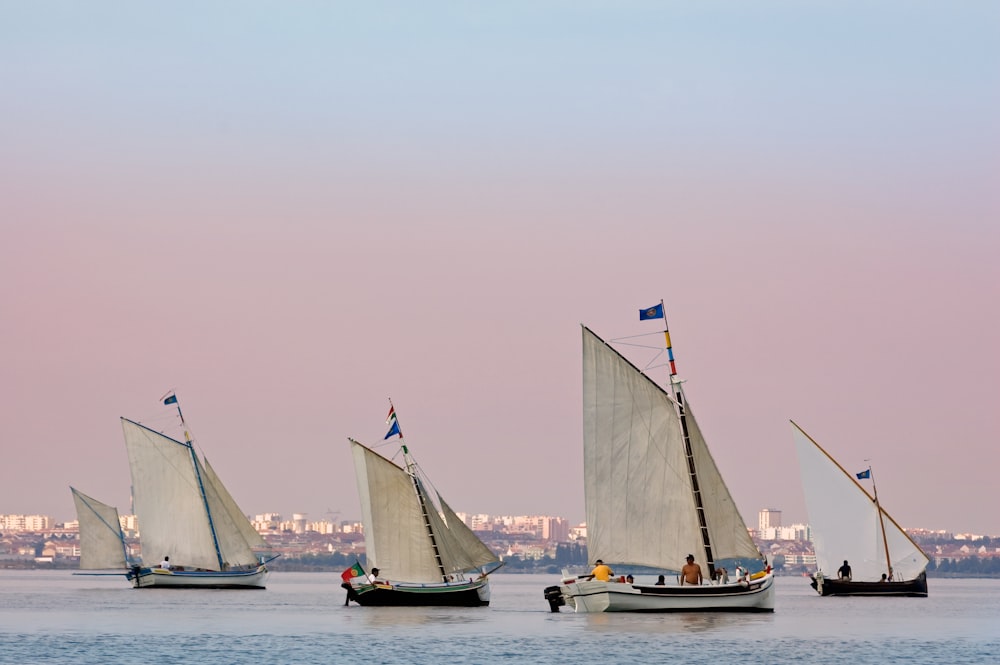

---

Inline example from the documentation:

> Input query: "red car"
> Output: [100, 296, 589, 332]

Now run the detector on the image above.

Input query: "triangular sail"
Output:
[122, 418, 220, 571]
[421, 491, 499, 576]
[438, 494, 500, 571]
[71, 487, 128, 570]
[791, 421, 929, 582]
[583, 326, 761, 573]
[199, 456, 266, 567]
[686, 406, 766, 564]
[350, 439, 442, 582]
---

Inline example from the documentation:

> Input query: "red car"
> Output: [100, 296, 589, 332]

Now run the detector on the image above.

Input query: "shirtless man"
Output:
[680, 554, 703, 586]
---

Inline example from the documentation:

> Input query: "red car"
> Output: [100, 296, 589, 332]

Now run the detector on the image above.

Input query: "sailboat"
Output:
[70, 487, 129, 571]
[791, 420, 929, 597]
[341, 403, 503, 606]
[97, 393, 274, 588]
[547, 305, 775, 613]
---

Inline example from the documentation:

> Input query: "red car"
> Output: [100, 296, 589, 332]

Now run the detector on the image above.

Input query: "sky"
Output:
[2, 2, 998, 535]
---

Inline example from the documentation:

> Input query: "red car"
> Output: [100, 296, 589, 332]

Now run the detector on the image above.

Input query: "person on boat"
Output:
[838, 560, 852, 581]
[655, 574, 666, 585]
[715, 567, 729, 584]
[625, 574, 634, 584]
[680, 554, 703, 586]
[881, 573, 888, 582]
[586, 559, 613, 581]
[159, 556, 171, 569]
[368, 567, 380, 583]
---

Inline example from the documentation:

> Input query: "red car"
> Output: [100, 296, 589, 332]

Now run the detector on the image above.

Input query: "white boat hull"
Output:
[130, 565, 269, 589]
[556, 574, 775, 613]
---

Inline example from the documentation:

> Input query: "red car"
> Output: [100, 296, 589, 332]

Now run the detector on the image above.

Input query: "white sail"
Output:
[71, 487, 127, 570]
[199, 456, 267, 567]
[350, 439, 443, 582]
[122, 418, 220, 571]
[583, 326, 761, 574]
[438, 494, 500, 572]
[792, 421, 929, 582]
[686, 405, 766, 563]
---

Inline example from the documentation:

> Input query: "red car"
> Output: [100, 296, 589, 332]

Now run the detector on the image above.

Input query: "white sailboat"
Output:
[342, 403, 503, 606]
[791, 420, 929, 597]
[70, 487, 129, 571]
[118, 393, 273, 588]
[547, 306, 774, 613]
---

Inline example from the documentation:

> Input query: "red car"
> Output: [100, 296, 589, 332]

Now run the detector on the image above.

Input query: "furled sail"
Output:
[792, 421, 929, 582]
[582, 325, 761, 574]
[122, 418, 220, 571]
[351, 439, 443, 582]
[71, 487, 127, 570]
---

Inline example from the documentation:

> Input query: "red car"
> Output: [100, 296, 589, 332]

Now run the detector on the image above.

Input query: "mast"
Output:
[865, 464, 894, 580]
[391, 400, 448, 582]
[654, 300, 716, 577]
[165, 392, 225, 571]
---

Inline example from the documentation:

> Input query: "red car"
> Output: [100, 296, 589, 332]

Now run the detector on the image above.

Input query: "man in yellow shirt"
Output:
[587, 559, 613, 582]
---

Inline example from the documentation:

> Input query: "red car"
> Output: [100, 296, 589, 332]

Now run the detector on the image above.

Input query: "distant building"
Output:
[758, 509, 781, 532]
[0, 514, 53, 532]
[759, 524, 809, 541]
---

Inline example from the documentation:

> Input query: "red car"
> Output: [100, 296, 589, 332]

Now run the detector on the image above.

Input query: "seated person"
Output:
[585, 559, 613, 582]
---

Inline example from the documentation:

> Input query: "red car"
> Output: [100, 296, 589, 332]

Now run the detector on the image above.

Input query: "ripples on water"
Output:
[2, 571, 997, 664]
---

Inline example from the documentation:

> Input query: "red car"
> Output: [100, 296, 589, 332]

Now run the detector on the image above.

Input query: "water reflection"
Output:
[582, 610, 774, 635]
[350, 605, 491, 630]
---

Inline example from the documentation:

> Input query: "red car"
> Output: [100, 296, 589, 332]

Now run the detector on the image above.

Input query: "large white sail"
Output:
[71, 487, 127, 570]
[583, 326, 760, 574]
[122, 418, 220, 571]
[350, 439, 442, 582]
[792, 421, 929, 582]
[200, 456, 266, 567]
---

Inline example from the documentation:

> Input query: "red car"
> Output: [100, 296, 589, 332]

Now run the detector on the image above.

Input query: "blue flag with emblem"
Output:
[856, 469, 871, 480]
[639, 303, 664, 321]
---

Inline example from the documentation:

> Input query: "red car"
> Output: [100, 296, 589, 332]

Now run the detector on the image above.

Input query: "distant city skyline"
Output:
[5, 507, 998, 541]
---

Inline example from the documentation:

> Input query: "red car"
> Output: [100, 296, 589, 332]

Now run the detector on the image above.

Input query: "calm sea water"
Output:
[1, 571, 997, 664]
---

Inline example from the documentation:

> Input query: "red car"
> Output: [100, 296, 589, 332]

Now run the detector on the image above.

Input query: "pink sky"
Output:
[2, 4, 998, 535]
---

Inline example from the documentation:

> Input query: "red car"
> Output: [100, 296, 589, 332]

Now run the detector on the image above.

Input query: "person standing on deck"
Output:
[680, 554, 703, 586]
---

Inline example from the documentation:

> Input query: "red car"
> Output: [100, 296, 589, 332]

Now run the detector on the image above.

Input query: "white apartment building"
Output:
[758, 508, 781, 532]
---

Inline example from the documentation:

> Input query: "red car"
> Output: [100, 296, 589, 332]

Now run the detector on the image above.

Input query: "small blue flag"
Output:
[639, 303, 664, 321]
[164, 395, 178, 405]
[384, 419, 401, 440]
[856, 469, 871, 480]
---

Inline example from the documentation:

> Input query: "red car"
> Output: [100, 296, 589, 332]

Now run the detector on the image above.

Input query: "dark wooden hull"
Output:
[341, 580, 489, 607]
[811, 571, 927, 597]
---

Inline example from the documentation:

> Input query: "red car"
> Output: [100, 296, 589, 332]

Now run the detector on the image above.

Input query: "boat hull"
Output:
[812, 571, 927, 597]
[342, 578, 490, 607]
[129, 565, 269, 589]
[552, 574, 775, 613]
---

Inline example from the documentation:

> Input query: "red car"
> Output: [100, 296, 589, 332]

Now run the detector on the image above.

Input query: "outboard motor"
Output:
[543, 585, 565, 612]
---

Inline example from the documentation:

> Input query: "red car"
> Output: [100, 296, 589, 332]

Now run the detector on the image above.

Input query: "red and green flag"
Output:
[341, 562, 364, 582]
